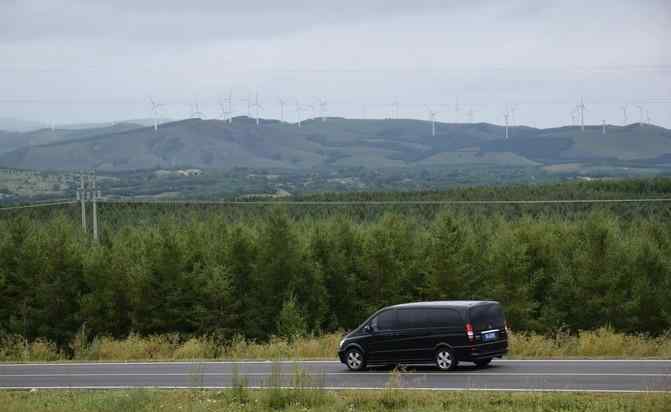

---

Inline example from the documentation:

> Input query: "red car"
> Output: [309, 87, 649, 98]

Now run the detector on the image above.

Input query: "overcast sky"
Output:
[1, 0, 670, 127]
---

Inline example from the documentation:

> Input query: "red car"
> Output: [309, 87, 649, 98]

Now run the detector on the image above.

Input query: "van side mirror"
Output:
[363, 324, 372, 333]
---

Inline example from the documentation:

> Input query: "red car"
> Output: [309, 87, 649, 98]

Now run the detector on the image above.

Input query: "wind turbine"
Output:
[570, 109, 577, 126]
[252, 92, 262, 127]
[426, 106, 439, 136]
[224, 90, 234, 123]
[391, 99, 399, 119]
[576, 97, 586, 132]
[304, 102, 317, 120]
[467, 108, 477, 123]
[646, 110, 652, 126]
[620, 105, 628, 125]
[636, 105, 644, 126]
[295, 100, 304, 128]
[149, 97, 164, 131]
[454, 97, 460, 122]
[241, 93, 252, 117]
[278, 98, 287, 122]
[504, 109, 510, 139]
[218, 96, 232, 123]
[190, 98, 205, 119]
[318, 98, 328, 122]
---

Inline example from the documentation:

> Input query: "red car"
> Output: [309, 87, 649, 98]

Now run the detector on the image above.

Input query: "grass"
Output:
[1, 328, 670, 363]
[0, 389, 668, 412]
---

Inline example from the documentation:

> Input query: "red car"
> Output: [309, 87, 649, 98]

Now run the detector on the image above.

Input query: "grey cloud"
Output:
[1, 0, 483, 44]
[0, 0, 669, 127]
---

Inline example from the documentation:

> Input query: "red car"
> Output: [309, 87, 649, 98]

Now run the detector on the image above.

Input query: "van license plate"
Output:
[483, 332, 497, 341]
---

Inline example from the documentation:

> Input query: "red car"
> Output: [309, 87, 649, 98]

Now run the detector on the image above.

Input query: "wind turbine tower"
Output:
[278, 98, 287, 122]
[252, 92, 262, 127]
[646, 110, 652, 126]
[427, 107, 438, 136]
[576, 97, 586, 132]
[636, 105, 644, 127]
[241, 93, 252, 117]
[620, 105, 628, 125]
[504, 110, 510, 139]
[391, 99, 399, 119]
[454, 97, 460, 122]
[225, 90, 234, 123]
[150, 98, 163, 132]
[295, 101, 303, 128]
[318, 98, 328, 122]
[218, 96, 232, 123]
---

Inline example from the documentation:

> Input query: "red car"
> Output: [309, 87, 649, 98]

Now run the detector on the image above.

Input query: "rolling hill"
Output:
[0, 122, 145, 155]
[1, 117, 670, 172]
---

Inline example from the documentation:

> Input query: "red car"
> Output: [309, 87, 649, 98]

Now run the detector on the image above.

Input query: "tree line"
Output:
[1, 199, 670, 351]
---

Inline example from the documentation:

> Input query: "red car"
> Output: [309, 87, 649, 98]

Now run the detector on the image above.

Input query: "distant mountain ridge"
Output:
[1, 116, 670, 172]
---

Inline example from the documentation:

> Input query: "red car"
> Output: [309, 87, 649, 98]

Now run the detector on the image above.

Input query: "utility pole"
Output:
[91, 171, 99, 242]
[78, 172, 87, 233]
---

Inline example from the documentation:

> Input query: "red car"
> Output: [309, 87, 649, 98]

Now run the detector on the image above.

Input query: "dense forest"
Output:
[1, 179, 670, 352]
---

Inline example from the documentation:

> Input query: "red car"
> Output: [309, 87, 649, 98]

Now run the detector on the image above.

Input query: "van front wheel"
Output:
[435, 348, 458, 371]
[344, 348, 366, 371]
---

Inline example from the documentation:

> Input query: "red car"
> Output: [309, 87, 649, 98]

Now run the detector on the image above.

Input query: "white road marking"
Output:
[1, 372, 669, 377]
[0, 386, 668, 394]
[0, 360, 342, 367]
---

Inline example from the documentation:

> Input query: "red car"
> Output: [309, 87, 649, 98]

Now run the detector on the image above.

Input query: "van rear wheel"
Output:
[435, 347, 458, 371]
[344, 347, 366, 371]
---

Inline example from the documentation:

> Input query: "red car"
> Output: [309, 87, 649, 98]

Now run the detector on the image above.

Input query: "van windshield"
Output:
[469, 304, 505, 331]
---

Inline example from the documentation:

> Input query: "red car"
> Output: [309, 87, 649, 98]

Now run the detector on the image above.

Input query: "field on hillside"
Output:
[1, 179, 670, 355]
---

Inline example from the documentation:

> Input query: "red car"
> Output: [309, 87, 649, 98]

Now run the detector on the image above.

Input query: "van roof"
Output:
[387, 300, 499, 309]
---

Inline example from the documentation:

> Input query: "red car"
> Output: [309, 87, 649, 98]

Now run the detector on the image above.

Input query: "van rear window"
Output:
[469, 304, 505, 330]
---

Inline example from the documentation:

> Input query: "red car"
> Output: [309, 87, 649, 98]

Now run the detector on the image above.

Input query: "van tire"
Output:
[435, 347, 458, 371]
[474, 358, 492, 368]
[344, 347, 366, 371]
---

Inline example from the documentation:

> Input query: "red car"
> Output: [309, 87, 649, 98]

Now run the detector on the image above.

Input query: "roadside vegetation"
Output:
[1, 179, 670, 359]
[1, 328, 670, 362]
[1, 389, 669, 412]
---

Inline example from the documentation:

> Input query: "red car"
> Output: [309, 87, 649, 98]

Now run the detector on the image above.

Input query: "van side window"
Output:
[427, 308, 462, 327]
[375, 310, 397, 331]
[398, 309, 429, 329]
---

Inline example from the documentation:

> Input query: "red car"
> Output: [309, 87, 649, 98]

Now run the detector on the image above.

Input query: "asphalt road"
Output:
[1, 360, 670, 393]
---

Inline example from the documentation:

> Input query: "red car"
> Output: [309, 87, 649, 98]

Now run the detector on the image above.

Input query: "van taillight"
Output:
[466, 323, 474, 342]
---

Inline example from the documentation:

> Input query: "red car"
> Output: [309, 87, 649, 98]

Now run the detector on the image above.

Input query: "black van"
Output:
[337, 301, 508, 371]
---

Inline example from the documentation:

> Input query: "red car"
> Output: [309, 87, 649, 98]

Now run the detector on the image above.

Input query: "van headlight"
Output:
[339, 339, 346, 349]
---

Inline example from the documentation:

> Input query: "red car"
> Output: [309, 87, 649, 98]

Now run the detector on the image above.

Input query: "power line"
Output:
[2, 196, 670, 213]
[0, 200, 76, 211]
[99, 198, 671, 206]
